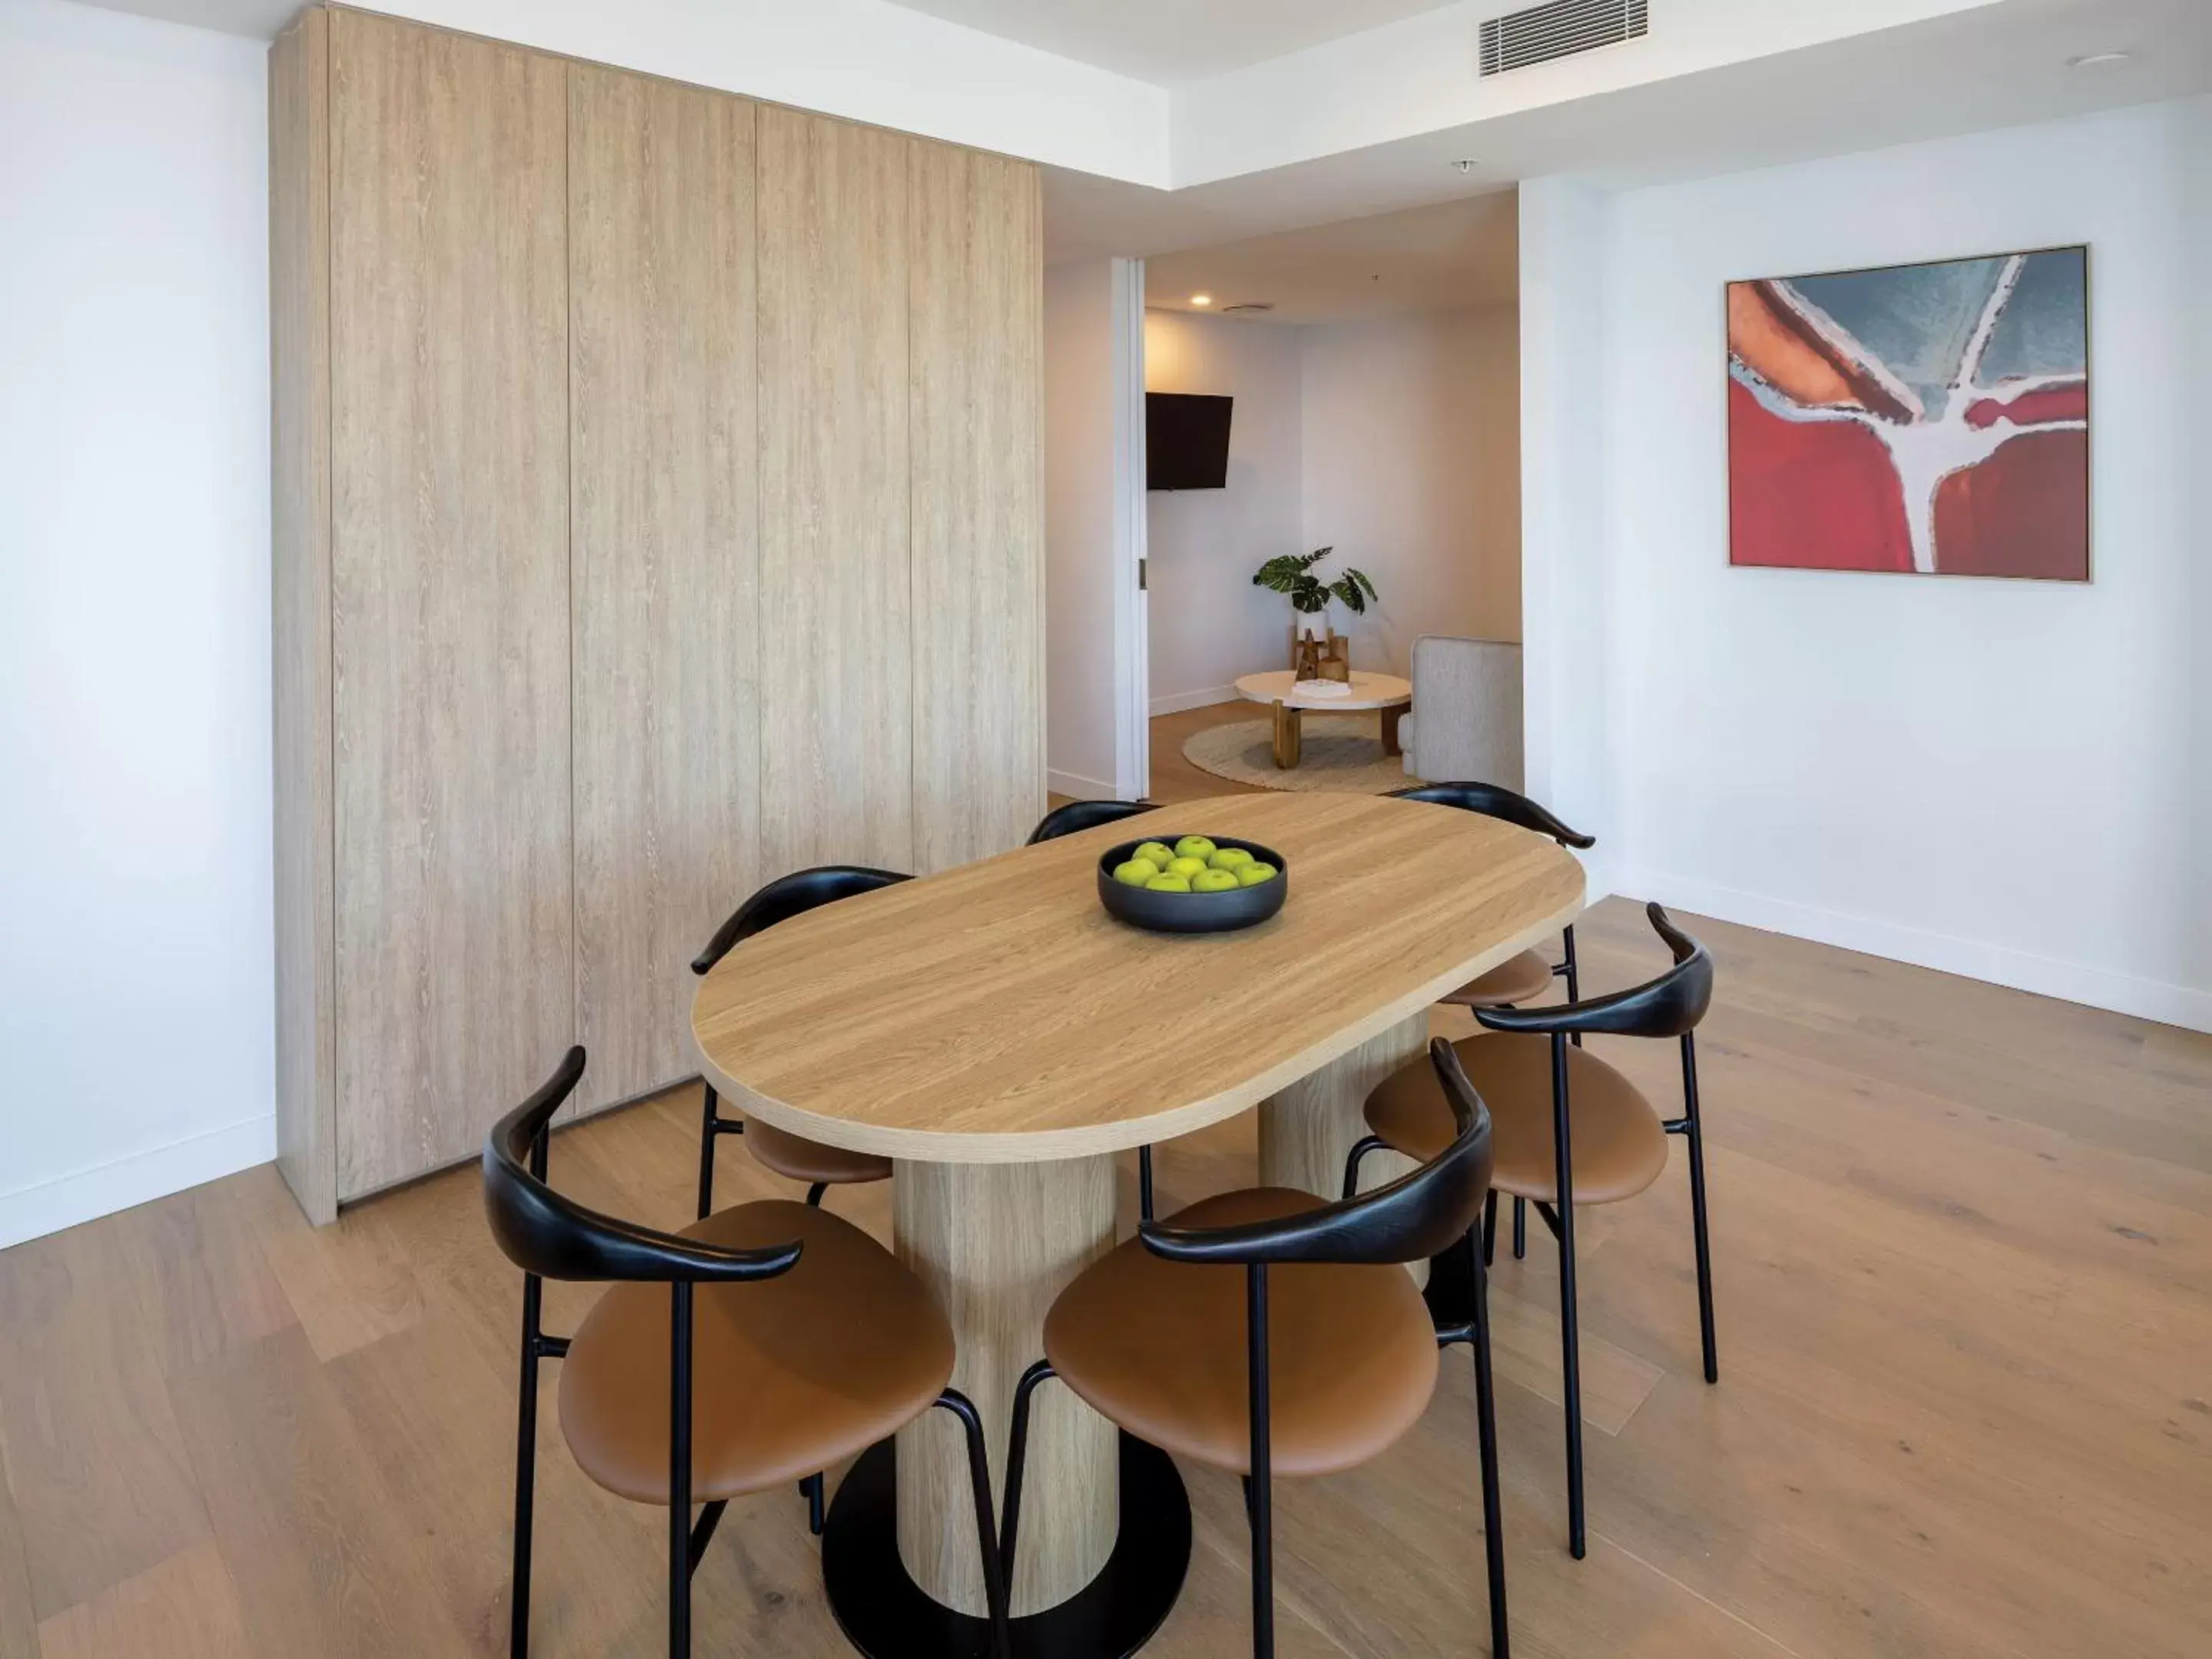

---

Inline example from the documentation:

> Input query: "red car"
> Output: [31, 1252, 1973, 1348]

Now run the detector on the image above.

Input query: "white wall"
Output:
[1525, 99, 2212, 1031]
[1045, 262, 1127, 796]
[1143, 310, 1306, 711]
[1301, 308, 1521, 677]
[0, 0, 274, 1247]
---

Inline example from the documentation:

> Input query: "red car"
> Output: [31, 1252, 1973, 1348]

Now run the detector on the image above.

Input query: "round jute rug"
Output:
[1181, 714, 1421, 794]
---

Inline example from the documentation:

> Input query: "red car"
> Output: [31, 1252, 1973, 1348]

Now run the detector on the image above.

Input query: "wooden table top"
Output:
[1234, 669, 1412, 710]
[690, 792, 1584, 1164]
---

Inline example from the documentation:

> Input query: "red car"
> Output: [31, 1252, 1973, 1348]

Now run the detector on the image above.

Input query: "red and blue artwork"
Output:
[1727, 247, 2090, 580]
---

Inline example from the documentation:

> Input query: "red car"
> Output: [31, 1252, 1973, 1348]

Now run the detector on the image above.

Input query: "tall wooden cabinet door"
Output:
[909, 144, 1045, 873]
[568, 67, 760, 1116]
[326, 12, 573, 1198]
[757, 108, 915, 876]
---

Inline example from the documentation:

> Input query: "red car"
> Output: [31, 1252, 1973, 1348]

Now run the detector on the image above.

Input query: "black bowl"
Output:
[1095, 836, 1290, 935]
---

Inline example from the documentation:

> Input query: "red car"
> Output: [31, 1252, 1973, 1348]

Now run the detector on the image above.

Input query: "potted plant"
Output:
[1252, 548, 1377, 680]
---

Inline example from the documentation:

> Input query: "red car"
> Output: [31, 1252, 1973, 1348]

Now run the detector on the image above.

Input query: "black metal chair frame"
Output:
[1027, 800, 1165, 1220]
[689, 866, 912, 1221]
[1000, 1040, 1511, 1659]
[487, 1048, 1012, 1659]
[1353, 903, 1717, 1560]
[1389, 782, 1597, 1262]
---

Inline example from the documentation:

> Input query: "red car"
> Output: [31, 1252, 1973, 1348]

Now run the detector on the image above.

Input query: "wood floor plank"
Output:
[167, 1325, 475, 1659]
[35, 1544, 253, 1659]
[0, 1439, 38, 1659]
[0, 1219, 213, 1619]
[250, 1172, 428, 1363]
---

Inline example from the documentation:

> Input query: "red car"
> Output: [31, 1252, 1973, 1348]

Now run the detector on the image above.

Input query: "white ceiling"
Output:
[1046, 0, 2212, 263]
[1144, 191, 1519, 325]
[885, 0, 1462, 85]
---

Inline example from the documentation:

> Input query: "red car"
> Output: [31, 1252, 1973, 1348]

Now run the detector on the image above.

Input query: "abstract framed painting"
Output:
[1727, 246, 2090, 580]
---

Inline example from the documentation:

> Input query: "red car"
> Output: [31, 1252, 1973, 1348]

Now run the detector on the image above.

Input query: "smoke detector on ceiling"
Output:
[1480, 0, 1649, 78]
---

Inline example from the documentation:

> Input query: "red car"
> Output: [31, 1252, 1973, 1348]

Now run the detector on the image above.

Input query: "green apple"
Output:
[1237, 863, 1278, 887]
[1192, 868, 1241, 893]
[1144, 873, 1192, 892]
[1165, 856, 1210, 880]
[1134, 841, 1174, 869]
[1174, 835, 1217, 861]
[1208, 847, 1254, 871]
[1113, 858, 1161, 886]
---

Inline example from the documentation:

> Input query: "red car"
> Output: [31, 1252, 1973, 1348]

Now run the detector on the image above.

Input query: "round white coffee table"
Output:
[1233, 669, 1413, 770]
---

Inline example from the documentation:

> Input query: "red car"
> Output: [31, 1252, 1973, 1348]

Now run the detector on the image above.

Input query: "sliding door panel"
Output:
[568, 66, 760, 1115]
[328, 11, 572, 1197]
[757, 107, 914, 876]
[909, 143, 1045, 873]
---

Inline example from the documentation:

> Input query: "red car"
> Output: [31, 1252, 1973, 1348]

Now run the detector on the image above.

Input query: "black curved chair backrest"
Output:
[1026, 799, 1157, 845]
[1141, 1039, 1493, 1268]
[1476, 903, 1712, 1040]
[1390, 782, 1594, 849]
[691, 866, 912, 976]
[483, 1047, 803, 1285]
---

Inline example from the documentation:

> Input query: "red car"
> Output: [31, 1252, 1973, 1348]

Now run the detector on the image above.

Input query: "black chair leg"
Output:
[1549, 1034, 1587, 1560]
[511, 1275, 543, 1659]
[1246, 1263, 1275, 1659]
[696, 1086, 719, 1220]
[1341, 1134, 1387, 1202]
[668, 1282, 695, 1659]
[999, 1359, 1057, 1581]
[934, 1389, 1013, 1659]
[801, 1473, 826, 1536]
[1466, 1233, 1511, 1658]
[1480, 1190, 1498, 1268]
[687, 1502, 727, 1578]
[1681, 1034, 1720, 1385]
[1561, 924, 1582, 1048]
[805, 1182, 829, 1208]
[1139, 1144, 1156, 1222]
[1512, 1196, 1527, 1261]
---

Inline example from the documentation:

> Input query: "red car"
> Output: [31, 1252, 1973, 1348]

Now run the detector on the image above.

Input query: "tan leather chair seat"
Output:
[559, 1200, 950, 1505]
[1366, 1033, 1667, 1206]
[1439, 949, 1555, 1008]
[744, 1117, 893, 1186]
[1043, 1189, 1439, 1479]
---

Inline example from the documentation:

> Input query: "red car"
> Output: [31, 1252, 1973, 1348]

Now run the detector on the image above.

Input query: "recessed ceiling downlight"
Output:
[2069, 51, 2132, 67]
[1190, 293, 1214, 307]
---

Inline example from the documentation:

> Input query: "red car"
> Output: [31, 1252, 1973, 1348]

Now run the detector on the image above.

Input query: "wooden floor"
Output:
[4, 709, 2209, 1658]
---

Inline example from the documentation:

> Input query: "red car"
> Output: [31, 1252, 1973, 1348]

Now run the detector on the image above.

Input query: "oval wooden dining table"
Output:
[690, 790, 1584, 1657]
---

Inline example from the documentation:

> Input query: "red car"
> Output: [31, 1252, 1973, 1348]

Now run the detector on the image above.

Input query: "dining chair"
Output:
[486, 1047, 1010, 1659]
[1350, 902, 1718, 1560]
[1026, 799, 1167, 1220]
[1001, 1038, 1510, 1659]
[1388, 781, 1596, 1263]
[690, 867, 908, 1220]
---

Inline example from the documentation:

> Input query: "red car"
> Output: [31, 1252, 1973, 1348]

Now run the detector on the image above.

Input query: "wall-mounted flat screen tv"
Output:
[1147, 392, 1233, 491]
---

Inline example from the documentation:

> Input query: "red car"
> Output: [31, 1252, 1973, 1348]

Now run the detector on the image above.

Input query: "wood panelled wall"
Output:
[271, 5, 1043, 1217]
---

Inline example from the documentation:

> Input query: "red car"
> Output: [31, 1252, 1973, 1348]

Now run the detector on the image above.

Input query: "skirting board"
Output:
[1616, 867, 2212, 1036]
[0, 1114, 277, 1252]
[1047, 766, 1119, 801]
[1150, 685, 1237, 717]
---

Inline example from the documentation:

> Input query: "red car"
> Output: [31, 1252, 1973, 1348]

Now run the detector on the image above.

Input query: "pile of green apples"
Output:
[1113, 836, 1279, 895]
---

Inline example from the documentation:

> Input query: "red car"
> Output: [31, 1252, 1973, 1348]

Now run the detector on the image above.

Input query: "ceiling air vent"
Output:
[1480, 0, 1648, 77]
[1221, 303, 1276, 315]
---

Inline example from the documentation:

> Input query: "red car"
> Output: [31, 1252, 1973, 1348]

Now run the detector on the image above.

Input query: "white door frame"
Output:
[1109, 257, 1151, 800]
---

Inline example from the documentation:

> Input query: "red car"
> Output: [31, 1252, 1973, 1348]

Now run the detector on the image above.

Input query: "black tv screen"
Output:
[1147, 392, 1232, 491]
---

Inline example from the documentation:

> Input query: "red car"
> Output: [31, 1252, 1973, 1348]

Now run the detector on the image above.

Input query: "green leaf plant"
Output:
[1250, 547, 1379, 619]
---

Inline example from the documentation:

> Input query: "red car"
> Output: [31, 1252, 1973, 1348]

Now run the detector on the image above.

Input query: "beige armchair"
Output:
[1398, 637, 1522, 787]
